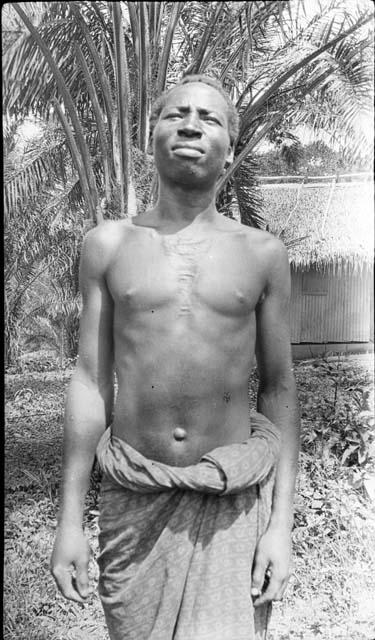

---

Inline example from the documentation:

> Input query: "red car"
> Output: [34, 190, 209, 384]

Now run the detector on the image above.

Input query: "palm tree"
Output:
[4, 187, 85, 366]
[3, 1, 186, 221]
[4, 1, 373, 223]
[3, 110, 87, 367]
[3, 0, 373, 365]
[22, 255, 82, 366]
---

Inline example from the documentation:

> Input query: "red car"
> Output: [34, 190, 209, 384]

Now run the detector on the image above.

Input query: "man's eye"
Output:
[204, 116, 220, 124]
[165, 114, 182, 119]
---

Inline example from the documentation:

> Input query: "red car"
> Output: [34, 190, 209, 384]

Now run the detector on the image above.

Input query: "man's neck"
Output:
[154, 182, 219, 230]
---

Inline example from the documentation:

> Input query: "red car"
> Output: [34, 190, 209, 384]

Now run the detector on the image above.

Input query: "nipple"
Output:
[173, 427, 187, 441]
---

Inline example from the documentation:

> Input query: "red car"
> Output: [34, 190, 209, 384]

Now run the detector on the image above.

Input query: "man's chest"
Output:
[106, 232, 266, 316]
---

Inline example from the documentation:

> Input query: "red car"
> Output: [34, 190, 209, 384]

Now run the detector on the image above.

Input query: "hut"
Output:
[260, 174, 374, 355]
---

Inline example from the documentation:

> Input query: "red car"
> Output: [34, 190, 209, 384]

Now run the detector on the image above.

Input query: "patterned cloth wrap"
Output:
[96, 410, 280, 640]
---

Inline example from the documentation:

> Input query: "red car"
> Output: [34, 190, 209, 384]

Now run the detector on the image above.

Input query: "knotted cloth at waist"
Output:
[96, 410, 280, 495]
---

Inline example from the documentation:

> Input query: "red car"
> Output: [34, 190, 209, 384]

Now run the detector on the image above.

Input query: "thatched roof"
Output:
[259, 176, 374, 270]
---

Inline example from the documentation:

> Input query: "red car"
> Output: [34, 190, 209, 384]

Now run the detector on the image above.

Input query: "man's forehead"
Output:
[163, 82, 228, 114]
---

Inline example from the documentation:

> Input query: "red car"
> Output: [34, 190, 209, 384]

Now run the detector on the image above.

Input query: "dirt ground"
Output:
[4, 353, 375, 639]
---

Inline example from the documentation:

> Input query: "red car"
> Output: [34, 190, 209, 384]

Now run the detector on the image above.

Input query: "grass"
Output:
[4, 354, 375, 640]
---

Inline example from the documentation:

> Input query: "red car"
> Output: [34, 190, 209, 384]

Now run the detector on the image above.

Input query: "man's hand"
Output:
[51, 525, 91, 603]
[251, 523, 292, 607]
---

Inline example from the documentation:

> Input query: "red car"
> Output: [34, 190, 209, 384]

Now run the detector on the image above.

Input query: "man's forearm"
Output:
[257, 378, 300, 530]
[58, 373, 113, 527]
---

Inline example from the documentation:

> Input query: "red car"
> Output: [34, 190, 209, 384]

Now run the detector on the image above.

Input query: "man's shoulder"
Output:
[239, 224, 287, 258]
[83, 218, 133, 253]
[85, 218, 129, 242]
[81, 219, 132, 274]
[218, 217, 287, 262]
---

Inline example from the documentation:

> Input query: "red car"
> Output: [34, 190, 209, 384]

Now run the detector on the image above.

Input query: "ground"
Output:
[4, 354, 375, 640]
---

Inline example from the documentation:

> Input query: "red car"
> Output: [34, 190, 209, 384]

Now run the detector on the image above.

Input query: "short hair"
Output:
[149, 75, 239, 144]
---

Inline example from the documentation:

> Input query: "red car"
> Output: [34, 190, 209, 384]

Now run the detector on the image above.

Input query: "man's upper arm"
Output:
[255, 237, 293, 387]
[76, 227, 114, 388]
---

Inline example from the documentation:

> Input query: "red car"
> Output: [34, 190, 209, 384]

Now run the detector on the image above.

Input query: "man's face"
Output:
[152, 83, 234, 189]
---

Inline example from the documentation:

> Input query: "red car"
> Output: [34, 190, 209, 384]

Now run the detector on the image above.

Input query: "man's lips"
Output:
[172, 144, 204, 158]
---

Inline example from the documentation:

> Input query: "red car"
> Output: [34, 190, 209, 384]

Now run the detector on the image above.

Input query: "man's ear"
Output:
[147, 133, 153, 155]
[226, 145, 234, 166]
[224, 148, 234, 170]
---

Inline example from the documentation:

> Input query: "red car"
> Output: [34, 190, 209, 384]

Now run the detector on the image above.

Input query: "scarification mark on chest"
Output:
[162, 235, 211, 315]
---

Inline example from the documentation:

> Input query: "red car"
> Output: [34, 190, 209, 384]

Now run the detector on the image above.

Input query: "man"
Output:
[51, 75, 300, 640]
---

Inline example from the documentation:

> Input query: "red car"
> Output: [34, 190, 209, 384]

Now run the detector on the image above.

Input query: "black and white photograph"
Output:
[4, 2, 374, 639]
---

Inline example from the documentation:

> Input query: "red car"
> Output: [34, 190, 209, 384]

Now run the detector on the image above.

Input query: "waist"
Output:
[97, 410, 280, 494]
[112, 387, 252, 466]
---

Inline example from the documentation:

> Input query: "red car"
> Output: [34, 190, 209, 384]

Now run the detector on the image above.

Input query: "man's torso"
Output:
[100, 217, 271, 465]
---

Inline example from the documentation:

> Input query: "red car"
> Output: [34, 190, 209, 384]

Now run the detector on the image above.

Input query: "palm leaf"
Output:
[234, 154, 264, 228]
[185, 2, 225, 75]
[75, 43, 112, 202]
[4, 143, 59, 215]
[137, 2, 151, 152]
[156, 1, 183, 92]
[111, 1, 131, 217]
[238, 11, 373, 140]
[52, 98, 100, 222]
[11, 2, 99, 220]
[217, 116, 281, 194]
[69, 2, 115, 136]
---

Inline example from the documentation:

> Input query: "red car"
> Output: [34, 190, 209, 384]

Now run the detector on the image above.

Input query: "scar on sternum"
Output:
[162, 235, 211, 315]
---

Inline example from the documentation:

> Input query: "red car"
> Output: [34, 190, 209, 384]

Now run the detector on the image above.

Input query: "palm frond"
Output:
[10, 3, 99, 220]
[111, 1, 132, 217]
[234, 155, 264, 228]
[137, 2, 151, 151]
[156, 1, 183, 92]
[4, 137, 69, 216]
[4, 2, 112, 119]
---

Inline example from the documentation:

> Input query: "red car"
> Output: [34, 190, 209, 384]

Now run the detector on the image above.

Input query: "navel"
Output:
[173, 427, 187, 441]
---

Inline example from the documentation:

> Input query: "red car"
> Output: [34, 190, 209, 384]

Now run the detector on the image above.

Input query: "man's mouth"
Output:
[172, 145, 204, 158]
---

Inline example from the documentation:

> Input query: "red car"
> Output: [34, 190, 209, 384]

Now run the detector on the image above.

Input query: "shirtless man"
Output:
[51, 75, 300, 639]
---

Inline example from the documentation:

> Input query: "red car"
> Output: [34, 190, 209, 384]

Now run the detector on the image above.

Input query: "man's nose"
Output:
[178, 114, 202, 137]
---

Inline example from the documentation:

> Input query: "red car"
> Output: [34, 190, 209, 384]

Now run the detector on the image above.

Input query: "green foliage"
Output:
[131, 147, 155, 214]
[3, 1, 374, 363]
[234, 155, 264, 228]
[3, 114, 86, 368]
[4, 0, 374, 218]
[299, 140, 367, 174]
[4, 177, 85, 368]
[22, 214, 84, 364]
[301, 355, 375, 470]
[270, 354, 375, 639]
[257, 139, 368, 176]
